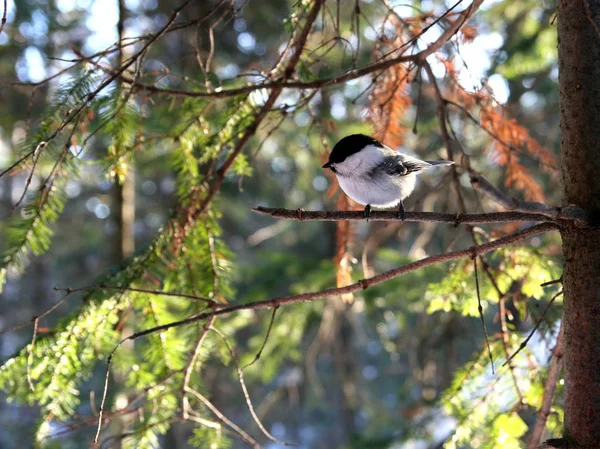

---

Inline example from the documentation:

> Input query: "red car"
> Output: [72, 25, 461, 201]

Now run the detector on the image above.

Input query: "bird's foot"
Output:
[364, 204, 371, 221]
[397, 201, 405, 220]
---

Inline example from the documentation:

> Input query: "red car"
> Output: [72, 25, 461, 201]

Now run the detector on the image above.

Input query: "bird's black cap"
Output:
[322, 134, 383, 168]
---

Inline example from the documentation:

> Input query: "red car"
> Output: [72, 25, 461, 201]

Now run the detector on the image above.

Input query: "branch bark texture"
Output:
[253, 206, 554, 224]
[559, 1, 600, 447]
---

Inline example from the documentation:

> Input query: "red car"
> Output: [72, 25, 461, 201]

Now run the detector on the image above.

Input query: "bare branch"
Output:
[470, 172, 589, 225]
[470, 173, 556, 216]
[252, 206, 555, 224]
[0, 289, 73, 335]
[503, 289, 563, 367]
[54, 285, 216, 306]
[242, 307, 278, 371]
[211, 327, 290, 447]
[499, 297, 525, 405]
[182, 316, 216, 419]
[473, 256, 494, 373]
[541, 277, 562, 288]
[26, 317, 39, 391]
[113, 222, 558, 343]
[186, 388, 263, 449]
[0, 0, 6, 37]
[94, 345, 119, 445]
[527, 320, 565, 449]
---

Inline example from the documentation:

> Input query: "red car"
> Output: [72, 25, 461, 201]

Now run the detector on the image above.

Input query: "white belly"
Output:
[336, 173, 417, 207]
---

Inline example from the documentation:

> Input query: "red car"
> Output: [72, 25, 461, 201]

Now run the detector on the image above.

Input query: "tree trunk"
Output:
[112, 0, 135, 264]
[113, 173, 135, 262]
[558, 1, 600, 447]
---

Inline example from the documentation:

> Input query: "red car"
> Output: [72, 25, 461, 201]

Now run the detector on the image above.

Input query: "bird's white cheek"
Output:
[335, 145, 387, 175]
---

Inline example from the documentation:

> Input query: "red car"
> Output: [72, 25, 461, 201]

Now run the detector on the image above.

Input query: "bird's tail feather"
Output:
[425, 160, 454, 167]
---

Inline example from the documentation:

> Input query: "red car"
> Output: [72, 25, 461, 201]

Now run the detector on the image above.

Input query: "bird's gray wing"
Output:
[371, 154, 430, 177]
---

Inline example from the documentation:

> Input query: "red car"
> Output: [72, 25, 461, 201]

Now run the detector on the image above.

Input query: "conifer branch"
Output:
[182, 0, 325, 226]
[110, 222, 557, 343]
[84, 0, 483, 100]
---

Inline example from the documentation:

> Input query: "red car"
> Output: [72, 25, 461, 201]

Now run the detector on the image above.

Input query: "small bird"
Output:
[322, 134, 454, 219]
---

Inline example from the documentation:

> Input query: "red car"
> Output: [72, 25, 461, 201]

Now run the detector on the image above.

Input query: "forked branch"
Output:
[469, 172, 587, 225]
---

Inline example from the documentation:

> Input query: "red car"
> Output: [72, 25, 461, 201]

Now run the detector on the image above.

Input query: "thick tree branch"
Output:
[115, 222, 558, 342]
[252, 206, 554, 224]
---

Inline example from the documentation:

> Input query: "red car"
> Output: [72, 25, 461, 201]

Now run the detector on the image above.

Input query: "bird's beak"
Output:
[322, 162, 331, 169]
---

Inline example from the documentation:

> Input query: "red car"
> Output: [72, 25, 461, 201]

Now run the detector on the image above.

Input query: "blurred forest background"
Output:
[0, 0, 565, 448]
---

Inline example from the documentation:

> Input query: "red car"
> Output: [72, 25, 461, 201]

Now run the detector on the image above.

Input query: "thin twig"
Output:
[54, 285, 216, 306]
[0, 289, 74, 335]
[445, 99, 559, 173]
[541, 277, 562, 288]
[182, 316, 215, 418]
[12, 142, 44, 211]
[584, 0, 600, 39]
[503, 290, 564, 367]
[186, 388, 262, 449]
[0, 142, 46, 179]
[94, 346, 119, 444]
[498, 296, 525, 406]
[0, 0, 6, 37]
[527, 319, 565, 449]
[26, 317, 40, 391]
[473, 256, 494, 373]
[242, 307, 279, 371]
[469, 173, 562, 218]
[211, 327, 292, 447]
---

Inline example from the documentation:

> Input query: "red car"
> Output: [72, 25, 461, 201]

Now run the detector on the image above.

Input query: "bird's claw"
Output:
[397, 201, 405, 220]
